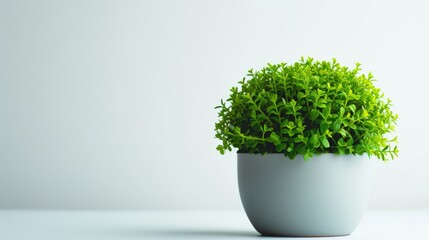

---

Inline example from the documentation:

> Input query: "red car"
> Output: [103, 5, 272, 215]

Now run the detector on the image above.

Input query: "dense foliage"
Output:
[215, 57, 398, 161]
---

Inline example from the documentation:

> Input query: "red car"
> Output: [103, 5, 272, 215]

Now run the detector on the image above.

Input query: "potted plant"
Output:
[214, 57, 398, 237]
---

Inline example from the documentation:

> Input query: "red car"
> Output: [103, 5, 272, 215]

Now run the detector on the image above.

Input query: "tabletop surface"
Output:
[0, 210, 428, 239]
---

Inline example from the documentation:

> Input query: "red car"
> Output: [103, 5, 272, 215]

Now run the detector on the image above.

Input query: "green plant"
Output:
[214, 57, 398, 161]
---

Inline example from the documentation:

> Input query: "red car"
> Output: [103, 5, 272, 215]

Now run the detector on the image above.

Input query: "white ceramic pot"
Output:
[238, 153, 373, 237]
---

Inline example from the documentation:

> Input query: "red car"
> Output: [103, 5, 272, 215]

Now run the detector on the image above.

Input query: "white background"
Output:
[1, 0, 428, 210]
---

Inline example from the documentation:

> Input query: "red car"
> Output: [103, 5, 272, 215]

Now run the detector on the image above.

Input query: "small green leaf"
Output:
[321, 136, 330, 148]
[348, 104, 356, 113]
[340, 107, 345, 117]
[332, 119, 342, 131]
[297, 91, 306, 100]
[269, 132, 280, 144]
[338, 128, 347, 137]
[361, 108, 369, 118]
[310, 109, 319, 121]
[338, 138, 346, 146]
[281, 119, 288, 127]
[322, 106, 331, 118]
[293, 137, 302, 143]
[317, 103, 326, 108]
[216, 145, 225, 155]
[320, 121, 328, 133]
[304, 152, 311, 161]
[251, 110, 256, 118]
[276, 143, 286, 152]
[269, 93, 278, 102]
[310, 134, 319, 144]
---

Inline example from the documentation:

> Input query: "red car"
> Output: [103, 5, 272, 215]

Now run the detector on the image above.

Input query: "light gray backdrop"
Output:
[1, 0, 428, 210]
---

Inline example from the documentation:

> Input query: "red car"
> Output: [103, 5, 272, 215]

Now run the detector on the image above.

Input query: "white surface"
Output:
[0, 210, 428, 239]
[1, 0, 429, 210]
